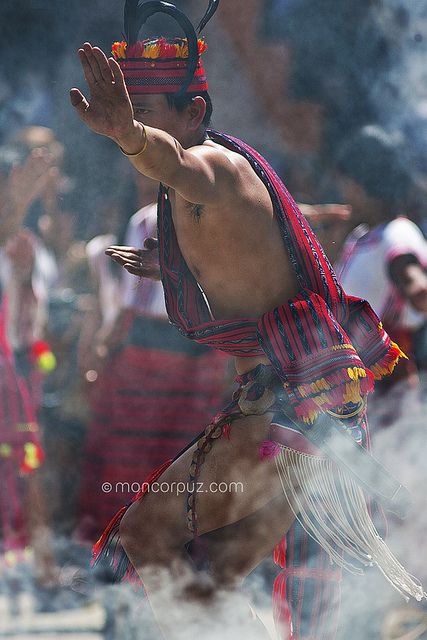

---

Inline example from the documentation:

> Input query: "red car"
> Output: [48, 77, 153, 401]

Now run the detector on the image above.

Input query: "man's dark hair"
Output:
[166, 91, 213, 127]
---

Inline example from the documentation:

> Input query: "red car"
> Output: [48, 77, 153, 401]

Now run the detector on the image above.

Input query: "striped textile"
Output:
[113, 38, 209, 96]
[120, 59, 208, 95]
[78, 313, 227, 541]
[273, 524, 342, 640]
[158, 130, 405, 424]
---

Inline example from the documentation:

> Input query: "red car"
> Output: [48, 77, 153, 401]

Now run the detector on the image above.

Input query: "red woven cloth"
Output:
[0, 292, 44, 552]
[158, 130, 405, 424]
[112, 38, 208, 95]
[78, 314, 227, 541]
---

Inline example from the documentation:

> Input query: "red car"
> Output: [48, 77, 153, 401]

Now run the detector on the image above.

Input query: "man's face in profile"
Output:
[131, 94, 188, 143]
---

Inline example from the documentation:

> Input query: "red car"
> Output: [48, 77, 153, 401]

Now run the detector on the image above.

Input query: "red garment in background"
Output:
[0, 292, 44, 552]
[77, 312, 228, 541]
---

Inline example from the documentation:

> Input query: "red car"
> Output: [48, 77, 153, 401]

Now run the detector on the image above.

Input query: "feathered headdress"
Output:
[112, 0, 220, 96]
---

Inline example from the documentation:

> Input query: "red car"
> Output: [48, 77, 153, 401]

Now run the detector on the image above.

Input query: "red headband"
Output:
[112, 37, 208, 95]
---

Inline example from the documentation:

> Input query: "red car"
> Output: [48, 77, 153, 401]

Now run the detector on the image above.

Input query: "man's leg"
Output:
[195, 492, 295, 587]
[197, 503, 343, 640]
[119, 413, 298, 639]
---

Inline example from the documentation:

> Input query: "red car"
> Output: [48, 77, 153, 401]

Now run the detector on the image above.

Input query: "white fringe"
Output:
[275, 446, 426, 602]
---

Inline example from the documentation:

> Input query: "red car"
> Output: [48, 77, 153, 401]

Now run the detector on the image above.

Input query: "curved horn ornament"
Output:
[123, 0, 199, 96]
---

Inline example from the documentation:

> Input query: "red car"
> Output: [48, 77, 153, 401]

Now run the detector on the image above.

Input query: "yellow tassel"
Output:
[112, 41, 127, 59]
[312, 378, 330, 392]
[332, 343, 353, 351]
[303, 411, 318, 424]
[392, 342, 409, 361]
[371, 342, 409, 379]
[23, 442, 41, 471]
[298, 377, 334, 397]
[347, 367, 367, 381]
[314, 393, 330, 407]
[144, 42, 161, 58]
[343, 380, 363, 405]
[175, 42, 188, 58]
[370, 365, 381, 379]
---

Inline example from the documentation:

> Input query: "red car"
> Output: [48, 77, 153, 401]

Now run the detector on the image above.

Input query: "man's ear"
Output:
[187, 96, 206, 131]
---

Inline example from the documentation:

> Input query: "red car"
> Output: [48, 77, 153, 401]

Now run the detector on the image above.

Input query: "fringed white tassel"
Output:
[275, 446, 426, 602]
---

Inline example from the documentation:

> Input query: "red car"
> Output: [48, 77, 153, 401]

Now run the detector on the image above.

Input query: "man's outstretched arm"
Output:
[70, 43, 237, 205]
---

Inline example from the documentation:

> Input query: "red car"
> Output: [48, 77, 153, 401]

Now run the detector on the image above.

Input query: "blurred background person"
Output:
[0, 146, 59, 604]
[330, 126, 427, 425]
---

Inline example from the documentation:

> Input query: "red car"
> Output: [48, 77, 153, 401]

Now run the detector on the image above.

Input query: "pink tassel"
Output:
[259, 439, 281, 460]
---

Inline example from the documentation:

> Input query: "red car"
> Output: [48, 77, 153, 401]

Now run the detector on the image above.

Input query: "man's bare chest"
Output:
[168, 192, 220, 277]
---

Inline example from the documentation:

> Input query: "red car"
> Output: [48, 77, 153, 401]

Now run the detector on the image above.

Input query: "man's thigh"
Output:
[132, 413, 287, 541]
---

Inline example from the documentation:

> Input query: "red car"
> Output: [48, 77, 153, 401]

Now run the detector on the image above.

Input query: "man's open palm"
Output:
[70, 42, 134, 141]
[105, 239, 161, 280]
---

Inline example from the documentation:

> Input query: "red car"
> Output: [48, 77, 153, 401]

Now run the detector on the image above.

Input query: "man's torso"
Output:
[166, 140, 299, 374]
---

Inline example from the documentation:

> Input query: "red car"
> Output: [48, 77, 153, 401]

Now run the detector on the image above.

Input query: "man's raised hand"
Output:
[70, 42, 136, 142]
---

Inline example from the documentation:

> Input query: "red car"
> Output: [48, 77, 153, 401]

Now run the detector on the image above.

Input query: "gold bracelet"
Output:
[119, 125, 148, 158]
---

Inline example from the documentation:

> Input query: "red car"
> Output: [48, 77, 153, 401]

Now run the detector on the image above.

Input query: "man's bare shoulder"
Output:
[186, 139, 251, 176]
[173, 138, 273, 230]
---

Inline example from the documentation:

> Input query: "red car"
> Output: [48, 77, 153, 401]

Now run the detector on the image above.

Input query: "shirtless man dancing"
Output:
[70, 2, 424, 638]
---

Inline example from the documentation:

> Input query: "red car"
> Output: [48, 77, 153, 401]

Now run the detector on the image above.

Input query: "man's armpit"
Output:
[174, 145, 239, 205]
[188, 202, 204, 223]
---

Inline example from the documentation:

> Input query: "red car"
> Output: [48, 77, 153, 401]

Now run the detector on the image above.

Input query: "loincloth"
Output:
[91, 362, 424, 602]
[185, 362, 425, 602]
[186, 363, 366, 533]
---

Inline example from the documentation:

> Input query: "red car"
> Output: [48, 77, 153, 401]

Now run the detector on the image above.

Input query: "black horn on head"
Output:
[123, 0, 199, 97]
[197, 0, 220, 33]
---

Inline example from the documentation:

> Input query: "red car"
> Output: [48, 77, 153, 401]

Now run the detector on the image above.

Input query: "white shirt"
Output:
[121, 203, 167, 318]
[336, 217, 427, 330]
